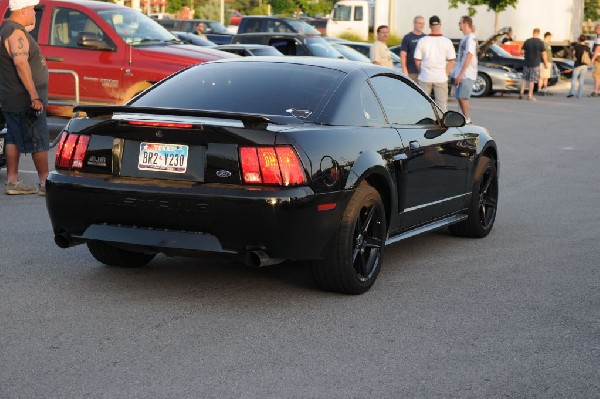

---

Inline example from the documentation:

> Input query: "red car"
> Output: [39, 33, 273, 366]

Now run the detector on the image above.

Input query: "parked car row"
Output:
[154, 18, 234, 44]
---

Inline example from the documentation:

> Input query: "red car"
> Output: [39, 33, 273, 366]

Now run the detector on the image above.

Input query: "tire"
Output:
[449, 156, 498, 238]
[310, 183, 386, 294]
[472, 73, 491, 97]
[87, 241, 155, 268]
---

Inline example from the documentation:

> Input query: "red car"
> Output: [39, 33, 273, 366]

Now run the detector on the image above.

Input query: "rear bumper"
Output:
[46, 171, 352, 261]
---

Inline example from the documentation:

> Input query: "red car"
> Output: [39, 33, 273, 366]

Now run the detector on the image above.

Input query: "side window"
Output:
[360, 82, 386, 126]
[354, 6, 363, 22]
[270, 39, 296, 56]
[3, 6, 44, 41]
[50, 7, 106, 48]
[369, 76, 437, 125]
[267, 20, 291, 33]
[244, 19, 262, 32]
[30, 6, 43, 40]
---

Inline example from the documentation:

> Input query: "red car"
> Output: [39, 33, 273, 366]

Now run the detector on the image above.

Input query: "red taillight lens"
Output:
[276, 147, 305, 186]
[55, 133, 90, 170]
[126, 121, 193, 128]
[240, 147, 262, 183]
[239, 146, 306, 186]
[257, 147, 282, 185]
[57, 134, 77, 168]
[71, 136, 90, 169]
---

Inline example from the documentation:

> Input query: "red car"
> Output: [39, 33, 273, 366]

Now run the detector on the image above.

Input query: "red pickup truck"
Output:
[0, 0, 237, 115]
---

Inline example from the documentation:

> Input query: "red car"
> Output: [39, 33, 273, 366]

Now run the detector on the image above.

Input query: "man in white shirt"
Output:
[453, 15, 477, 123]
[414, 15, 456, 112]
[370, 25, 394, 69]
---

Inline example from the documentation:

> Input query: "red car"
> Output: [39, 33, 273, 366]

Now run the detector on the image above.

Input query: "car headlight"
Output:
[505, 72, 521, 79]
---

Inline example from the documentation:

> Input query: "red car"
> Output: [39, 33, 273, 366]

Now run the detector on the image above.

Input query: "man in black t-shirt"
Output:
[518, 28, 548, 101]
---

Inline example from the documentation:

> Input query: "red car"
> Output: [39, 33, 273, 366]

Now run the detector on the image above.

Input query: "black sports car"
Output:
[46, 58, 499, 294]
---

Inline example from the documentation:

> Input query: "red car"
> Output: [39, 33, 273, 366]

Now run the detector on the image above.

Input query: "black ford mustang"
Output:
[46, 58, 499, 294]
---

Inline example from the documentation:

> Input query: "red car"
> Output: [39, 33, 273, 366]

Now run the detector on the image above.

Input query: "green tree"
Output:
[449, 0, 519, 32]
[585, 0, 600, 22]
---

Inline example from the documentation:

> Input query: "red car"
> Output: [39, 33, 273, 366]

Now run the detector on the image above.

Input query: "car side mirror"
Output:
[77, 32, 114, 51]
[442, 110, 466, 127]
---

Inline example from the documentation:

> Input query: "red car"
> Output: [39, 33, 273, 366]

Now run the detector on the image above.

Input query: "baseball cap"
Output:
[9, 0, 39, 11]
[429, 15, 441, 26]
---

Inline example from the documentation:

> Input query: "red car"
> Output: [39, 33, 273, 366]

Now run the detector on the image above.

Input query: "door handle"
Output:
[46, 56, 64, 62]
[409, 140, 421, 151]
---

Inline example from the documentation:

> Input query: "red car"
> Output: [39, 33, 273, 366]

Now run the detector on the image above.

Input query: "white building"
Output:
[377, 0, 584, 42]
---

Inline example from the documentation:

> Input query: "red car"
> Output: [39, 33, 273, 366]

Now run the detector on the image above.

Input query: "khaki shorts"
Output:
[593, 60, 600, 78]
[540, 63, 551, 79]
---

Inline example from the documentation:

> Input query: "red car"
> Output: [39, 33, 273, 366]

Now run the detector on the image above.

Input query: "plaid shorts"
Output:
[523, 66, 540, 82]
[2, 109, 49, 154]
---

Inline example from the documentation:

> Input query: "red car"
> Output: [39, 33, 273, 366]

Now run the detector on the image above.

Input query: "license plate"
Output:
[138, 142, 188, 173]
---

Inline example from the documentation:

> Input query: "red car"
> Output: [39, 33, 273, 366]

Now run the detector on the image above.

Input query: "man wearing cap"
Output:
[0, 0, 49, 195]
[413, 15, 456, 112]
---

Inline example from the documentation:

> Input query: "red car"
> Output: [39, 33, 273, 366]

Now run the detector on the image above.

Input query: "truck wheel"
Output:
[449, 156, 498, 238]
[87, 241, 155, 267]
[311, 182, 386, 294]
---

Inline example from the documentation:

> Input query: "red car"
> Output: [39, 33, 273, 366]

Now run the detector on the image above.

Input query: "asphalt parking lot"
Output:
[1, 73, 599, 398]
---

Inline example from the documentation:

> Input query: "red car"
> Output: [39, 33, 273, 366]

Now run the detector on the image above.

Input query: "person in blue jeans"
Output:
[568, 35, 592, 98]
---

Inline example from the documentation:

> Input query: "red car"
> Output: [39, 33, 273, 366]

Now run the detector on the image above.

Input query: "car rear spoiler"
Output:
[73, 105, 301, 128]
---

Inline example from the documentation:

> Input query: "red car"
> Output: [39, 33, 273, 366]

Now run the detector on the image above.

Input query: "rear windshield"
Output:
[131, 62, 346, 121]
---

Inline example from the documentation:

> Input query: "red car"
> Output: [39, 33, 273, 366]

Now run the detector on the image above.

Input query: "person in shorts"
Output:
[454, 15, 477, 124]
[538, 31, 553, 96]
[414, 16, 456, 112]
[0, 0, 49, 195]
[519, 28, 547, 101]
[590, 24, 600, 97]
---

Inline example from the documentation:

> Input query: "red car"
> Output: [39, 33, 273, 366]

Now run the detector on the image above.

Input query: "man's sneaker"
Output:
[5, 180, 38, 195]
[38, 184, 46, 196]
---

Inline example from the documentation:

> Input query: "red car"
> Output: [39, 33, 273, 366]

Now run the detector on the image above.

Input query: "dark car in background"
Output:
[233, 33, 343, 58]
[46, 57, 498, 294]
[331, 43, 371, 62]
[215, 44, 284, 56]
[237, 16, 321, 35]
[156, 18, 234, 44]
[171, 31, 216, 47]
[340, 41, 402, 68]
[478, 38, 560, 85]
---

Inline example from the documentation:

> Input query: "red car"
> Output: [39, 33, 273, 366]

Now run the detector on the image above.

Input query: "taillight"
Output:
[126, 121, 193, 128]
[240, 146, 306, 186]
[55, 133, 90, 170]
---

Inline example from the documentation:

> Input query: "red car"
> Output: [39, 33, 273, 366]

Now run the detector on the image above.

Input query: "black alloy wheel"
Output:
[311, 182, 386, 294]
[449, 156, 498, 238]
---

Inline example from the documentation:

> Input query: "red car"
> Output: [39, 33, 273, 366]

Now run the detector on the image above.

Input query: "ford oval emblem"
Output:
[155, 130, 163, 138]
[216, 170, 232, 178]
